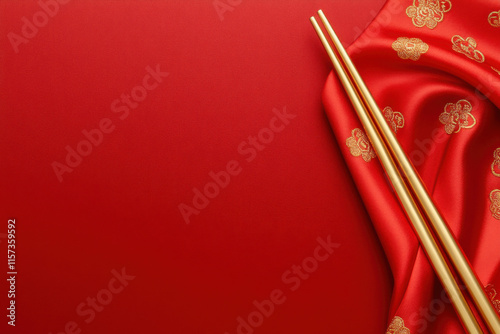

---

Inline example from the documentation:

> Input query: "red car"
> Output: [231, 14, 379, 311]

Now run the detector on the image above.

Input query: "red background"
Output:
[0, 1, 392, 333]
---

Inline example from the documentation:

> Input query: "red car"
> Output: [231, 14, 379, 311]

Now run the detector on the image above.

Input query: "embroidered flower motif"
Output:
[346, 128, 376, 162]
[485, 284, 500, 313]
[406, 0, 452, 29]
[492, 148, 500, 177]
[392, 37, 429, 61]
[439, 99, 476, 134]
[489, 11, 500, 27]
[451, 35, 485, 63]
[386, 316, 411, 334]
[491, 190, 500, 220]
[383, 106, 405, 133]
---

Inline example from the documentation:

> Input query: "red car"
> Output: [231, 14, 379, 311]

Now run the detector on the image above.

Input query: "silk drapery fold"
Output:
[321, 1, 500, 332]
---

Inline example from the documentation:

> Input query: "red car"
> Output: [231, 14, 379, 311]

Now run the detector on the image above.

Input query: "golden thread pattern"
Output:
[492, 67, 500, 75]
[492, 148, 500, 177]
[490, 190, 500, 220]
[383, 106, 405, 133]
[485, 285, 500, 314]
[346, 128, 376, 162]
[439, 100, 476, 134]
[406, 0, 452, 29]
[451, 35, 485, 63]
[392, 37, 429, 61]
[386, 316, 411, 334]
[489, 11, 500, 27]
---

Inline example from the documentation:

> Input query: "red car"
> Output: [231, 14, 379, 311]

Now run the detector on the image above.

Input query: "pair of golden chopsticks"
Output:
[310, 10, 500, 334]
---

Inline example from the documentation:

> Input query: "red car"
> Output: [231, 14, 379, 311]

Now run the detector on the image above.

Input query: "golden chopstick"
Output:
[314, 9, 500, 333]
[310, 12, 484, 334]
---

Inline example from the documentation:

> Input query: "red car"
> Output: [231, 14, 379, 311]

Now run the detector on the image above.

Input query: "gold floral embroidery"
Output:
[485, 285, 500, 313]
[485, 284, 500, 314]
[386, 316, 411, 334]
[451, 35, 485, 63]
[346, 128, 376, 162]
[392, 37, 429, 61]
[491, 190, 500, 220]
[383, 106, 405, 133]
[439, 99, 476, 134]
[406, 0, 452, 29]
[492, 67, 500, 75]
[492, 148, 500, 177]
[489, 11, 500, 27]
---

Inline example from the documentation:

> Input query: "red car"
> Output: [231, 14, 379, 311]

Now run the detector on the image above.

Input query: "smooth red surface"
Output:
[0, 1, 391, 333]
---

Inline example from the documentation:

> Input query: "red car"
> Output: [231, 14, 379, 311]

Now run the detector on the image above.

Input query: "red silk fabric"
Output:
[322, 0, 500, 333]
